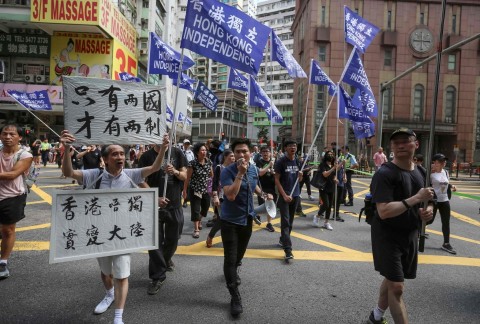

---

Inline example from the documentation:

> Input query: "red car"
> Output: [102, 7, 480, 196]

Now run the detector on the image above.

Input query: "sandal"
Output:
[192, 230, 200, 239]
[206, 236, 213, 248]
[198, 222, 203, 230]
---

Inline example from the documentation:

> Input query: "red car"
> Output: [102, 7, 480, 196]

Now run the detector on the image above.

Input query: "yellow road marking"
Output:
[451, 211, 480, 227]
[16, 223, 51, 232]
[30, 185, 52, 205]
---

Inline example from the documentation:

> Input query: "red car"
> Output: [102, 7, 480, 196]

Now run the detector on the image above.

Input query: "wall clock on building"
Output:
[410, 28, 434, 53]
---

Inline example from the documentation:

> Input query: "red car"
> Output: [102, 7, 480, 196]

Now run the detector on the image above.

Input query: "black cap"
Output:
[432, 153, 447, 162]
[390, 128, 417, 140]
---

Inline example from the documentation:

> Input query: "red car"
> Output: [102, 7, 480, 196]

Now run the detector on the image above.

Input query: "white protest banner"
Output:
[50, 188, 158, 264]
[63, 76, 167, 145]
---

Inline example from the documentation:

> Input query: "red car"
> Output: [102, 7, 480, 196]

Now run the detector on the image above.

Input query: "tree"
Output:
[257, 126, 269, 144]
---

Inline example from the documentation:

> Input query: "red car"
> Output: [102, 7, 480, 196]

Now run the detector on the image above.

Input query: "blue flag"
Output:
[194, 81, 218, 112]
[340, 49, 377, 117]
[227, 68, 248, 92]
[178, 111, 185, 122]
[271, 30, 306, 78]
[181, 0, 271, 76]
[344, 6, 380, 53]
[119, 72, 142, 83]
[352, 117, 376, 139]
[166, 104, 174, 122]
[185, 117, 193, 126]
[248, 76, 283, 123]
[148, 32, 195, 77]
[171, 73, 196, 92]
[309, 59, 336, 96]
[7, 90, 52, 110]
[337, 85, 367, 121]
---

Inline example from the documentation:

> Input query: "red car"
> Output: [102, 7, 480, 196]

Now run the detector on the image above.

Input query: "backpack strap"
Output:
[84, 169, 104, 190]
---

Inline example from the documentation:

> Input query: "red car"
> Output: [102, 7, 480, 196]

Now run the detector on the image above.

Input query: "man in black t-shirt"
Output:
[138, 144, 188, 295]
[77, 145, 103, 170]
[366, 128, 434, 324]
[255, 146, 276, 232]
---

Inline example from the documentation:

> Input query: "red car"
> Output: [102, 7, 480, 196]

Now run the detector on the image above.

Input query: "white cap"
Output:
[183, 139, 191, 144]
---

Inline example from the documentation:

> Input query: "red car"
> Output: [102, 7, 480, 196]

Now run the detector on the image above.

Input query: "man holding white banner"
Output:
[60, 130, 168, 324]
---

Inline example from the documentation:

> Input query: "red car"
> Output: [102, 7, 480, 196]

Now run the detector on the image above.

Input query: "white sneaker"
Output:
[94, 294, 114, 314]
[323, 222, 333, 231]
[312, 216, 320, 228]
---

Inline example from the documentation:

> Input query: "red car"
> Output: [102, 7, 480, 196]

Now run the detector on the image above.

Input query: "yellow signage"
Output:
[31, 0, 137, 80]
[50, 33, 113, 85]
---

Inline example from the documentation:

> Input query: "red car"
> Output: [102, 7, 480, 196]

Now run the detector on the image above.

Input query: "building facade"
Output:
[292, 0, 480, 163]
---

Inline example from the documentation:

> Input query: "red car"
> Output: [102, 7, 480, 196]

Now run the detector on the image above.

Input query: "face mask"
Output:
[209, 147, 218, 155]
[327, 156, 335, 162]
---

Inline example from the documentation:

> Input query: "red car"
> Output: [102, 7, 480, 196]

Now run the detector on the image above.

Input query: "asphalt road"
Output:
[1, 165, 479, 323]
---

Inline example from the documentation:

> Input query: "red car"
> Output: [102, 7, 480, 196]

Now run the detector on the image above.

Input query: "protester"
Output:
[299, 152, 314, 201]
[429, 153, 457, 254]
[31, 139, 41, 165]
[182, 139, 195, 163]
[207, 149, 235, 247]
[339, 146, 358, 206]
[138, 141, 188, 295]
[255, 146, 276, 232]
[0, 125, 34, 279]
[220, 138, 273, 316]
[40, 138, 50, 167]
[60, 129, 168, 324]
[183, 142, 213, 238]
[366, 128, 434, 324]
[274, 138, 302, 260]
[373, 146, 388, 172]
[312, 151, 343, 230]
[207, 139, 223, 227]
[76, 144, 104, 170]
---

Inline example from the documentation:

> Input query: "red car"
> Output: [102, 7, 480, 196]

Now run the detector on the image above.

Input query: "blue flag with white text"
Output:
[194, 81, 218, 111]
[171, 73, 196, 92]
[337, 85, 367, 121]
[181, 0, 271, 76]
[7, 90, 52, 110]
[178, 112, 185, 122]
[271, 30, 307, 78]
[148, 32, 195, 77]
[352, 117, 375, 139]
[185, 117, 192, 126]
[227, 68, 248, 92]
[344, 6, 380, 53]
[248, 76, 283, 123]
[166, 104, 174, 122]
[119, 72, 142, 83]
[340, 50, 377, 117]
[309, 59, 336, 96]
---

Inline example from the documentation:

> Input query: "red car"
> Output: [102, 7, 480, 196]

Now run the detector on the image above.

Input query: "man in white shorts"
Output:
[60, 130, 168, 324]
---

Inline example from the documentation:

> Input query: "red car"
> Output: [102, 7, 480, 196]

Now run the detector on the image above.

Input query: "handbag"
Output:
[311, 169, 327, 190]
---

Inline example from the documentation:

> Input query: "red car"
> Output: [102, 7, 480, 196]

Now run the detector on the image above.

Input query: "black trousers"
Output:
[221, 218, 252, 285]
[148, 207, 184, 281]
[277, 195, 300, 252]
[342, 171, 354, 203]
[430, 201, 452, 244]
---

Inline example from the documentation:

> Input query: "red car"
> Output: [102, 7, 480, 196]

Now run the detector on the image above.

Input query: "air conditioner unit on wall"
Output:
[24, 74, 35, 83]
[36, 75, 46, 83]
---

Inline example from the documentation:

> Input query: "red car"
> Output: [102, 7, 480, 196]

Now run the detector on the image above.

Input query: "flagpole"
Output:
[333, 83, 341, 222]
[219, 68, 230, 140]
[266, 30, 274, 154]
[229, 89, 234, 139]
[419, 0, 447, 252]
[163, 49, 185, 198]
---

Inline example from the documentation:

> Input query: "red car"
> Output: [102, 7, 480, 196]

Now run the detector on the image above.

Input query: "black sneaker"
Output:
[166, 259, 175, 272]
[182, 201, 188, 208]
[344, 201, 353, 206]
[147, 279, 164, 295]
[206, 219, 215, 227]
[265, 223, 275, 232]
[285, 251, 294, 260]
[441, 243, 457, 255]
[335, 216, 345, 222]
[366, 311, 388, 324]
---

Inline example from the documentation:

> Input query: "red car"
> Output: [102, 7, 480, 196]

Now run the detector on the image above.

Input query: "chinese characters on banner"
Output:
[50, 188, 158, 263]
[227, 68, 248, 92]
[63, 76, 167, 145]
[7, 90, 52, 110]
[344, 6, 380, 53]
[194, 81, 218, 112]
[181, 0, 270, 76]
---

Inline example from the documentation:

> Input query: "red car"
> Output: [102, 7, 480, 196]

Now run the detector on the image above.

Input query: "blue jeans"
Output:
[277, 195, 300, 252]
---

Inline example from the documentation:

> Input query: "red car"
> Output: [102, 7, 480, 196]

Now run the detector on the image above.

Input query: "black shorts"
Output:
[371, 217, 418, 282]
[0, 194, 27, 225]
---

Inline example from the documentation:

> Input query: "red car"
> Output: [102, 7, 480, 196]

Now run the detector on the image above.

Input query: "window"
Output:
[420, 13, 424, 25]
[319, 45, 326, 62]
[321, 6, 326, 25]
[384, 48, 392, 66]
[445, 86, 456, 123]
[413, 85, 424, 121]
[387, 11, 392, 30]
[452, 14, 457, 34]
[448, 54, 456, 71]
[382, 87, 392, 120]
[476, 90, 480, 149]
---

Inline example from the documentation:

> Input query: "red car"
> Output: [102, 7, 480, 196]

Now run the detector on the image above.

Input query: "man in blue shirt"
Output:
[274, 139, 302, 261]
[220, 138, 272, 317]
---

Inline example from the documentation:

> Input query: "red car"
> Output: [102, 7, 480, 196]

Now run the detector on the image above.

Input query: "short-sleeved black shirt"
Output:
[318, 162, 336, 193]
[138, 147, 187, 208]
[255, 158, 275, 194]
[370, 162, 425, 231]
[82, 149, 102, 170]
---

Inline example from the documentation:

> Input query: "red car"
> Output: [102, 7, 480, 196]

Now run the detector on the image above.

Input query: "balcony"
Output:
[381, 30, 397, 47]
[315, 27, 330, 43]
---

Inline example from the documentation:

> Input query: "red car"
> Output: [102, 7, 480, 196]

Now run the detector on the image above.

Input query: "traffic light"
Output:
[25, 129, 30, 136]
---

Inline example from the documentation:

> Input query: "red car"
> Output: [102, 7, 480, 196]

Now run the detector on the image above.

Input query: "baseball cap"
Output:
[183, 139, 191, 144]
[390, 128, 416, 140]
[432, 153, 447, 161]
